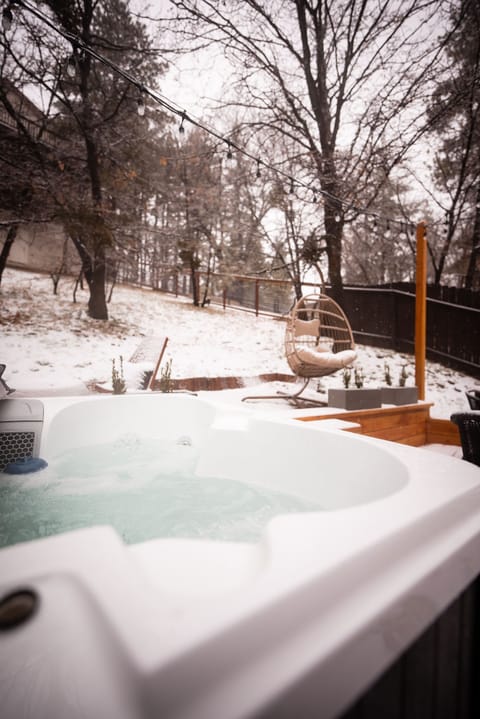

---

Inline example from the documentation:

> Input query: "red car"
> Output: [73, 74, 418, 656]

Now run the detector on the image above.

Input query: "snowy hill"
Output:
[1, 267, 478, 419]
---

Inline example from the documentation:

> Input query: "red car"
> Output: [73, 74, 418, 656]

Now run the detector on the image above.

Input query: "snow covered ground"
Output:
[1, 267, 478, 419]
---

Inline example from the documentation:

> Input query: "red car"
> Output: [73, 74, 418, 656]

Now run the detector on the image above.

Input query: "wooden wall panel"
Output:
[297, 403, 442, 447]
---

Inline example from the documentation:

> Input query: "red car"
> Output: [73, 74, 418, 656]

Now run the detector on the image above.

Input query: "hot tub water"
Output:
[0, 432, 321, 548]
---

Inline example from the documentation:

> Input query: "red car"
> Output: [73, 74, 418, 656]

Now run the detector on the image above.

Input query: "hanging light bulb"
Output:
[443, 212, 449, 233]
[256, 158, 262, 179]
[226, 141, 233, 162]
[66, 53, 77, 78]
[334, 212, 341, 222]
[384, 221, 391, 238]
[137, 94, 145, 116]
[2, 5, 13, 31]
[179, 111, 186, 134]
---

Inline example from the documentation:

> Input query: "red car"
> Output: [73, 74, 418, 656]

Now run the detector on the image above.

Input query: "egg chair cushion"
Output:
[296, 347, 357, 369]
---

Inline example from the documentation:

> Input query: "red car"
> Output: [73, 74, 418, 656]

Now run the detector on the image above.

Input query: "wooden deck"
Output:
[297, 402, 461, 447]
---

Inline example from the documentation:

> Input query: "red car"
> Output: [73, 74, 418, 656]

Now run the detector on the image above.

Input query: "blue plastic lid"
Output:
[4, 457, 48, 475]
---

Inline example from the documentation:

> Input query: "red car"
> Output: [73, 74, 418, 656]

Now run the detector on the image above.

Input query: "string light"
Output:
[66, 52, 77, 78]
[136, 93, 145, 117]
[178, 111, 186, 134]
[5, 0, 424, 236]
[442, 212, 449, 234]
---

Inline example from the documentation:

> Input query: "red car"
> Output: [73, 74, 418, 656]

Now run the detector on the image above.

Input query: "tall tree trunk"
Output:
[0, 224, 19, 284]
[86, 256, 108, 319]
[201, 248, 213, 306]
[296, 3, 344, 300]
[76, 25, 109, 320]
[324, 200, 344, 303]
[70, 233, 109, 319]
[191, 264, 200, 306]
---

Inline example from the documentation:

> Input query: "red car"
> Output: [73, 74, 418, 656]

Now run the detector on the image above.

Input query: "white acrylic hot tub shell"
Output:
[40, 393, 409, 510]
[1, 394, 480, 719]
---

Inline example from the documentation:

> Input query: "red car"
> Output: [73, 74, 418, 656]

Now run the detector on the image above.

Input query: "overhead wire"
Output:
[4, 0, 477, 235]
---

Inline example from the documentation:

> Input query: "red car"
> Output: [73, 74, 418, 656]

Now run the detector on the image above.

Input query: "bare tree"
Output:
[163, 0, 452, 300]
[342, 174, 419, 284]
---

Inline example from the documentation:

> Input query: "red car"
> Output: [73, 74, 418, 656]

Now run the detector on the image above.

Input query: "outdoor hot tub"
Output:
[1, 393, 480, 719]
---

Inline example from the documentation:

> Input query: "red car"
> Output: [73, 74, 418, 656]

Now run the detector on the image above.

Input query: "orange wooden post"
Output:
[415, 222, 427, 400]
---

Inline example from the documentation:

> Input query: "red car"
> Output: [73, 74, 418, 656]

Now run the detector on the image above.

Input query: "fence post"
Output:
[415, 222, 427, 400]
[391, 289, 397, 350]
[255, 279, 259, 317]
[223, 287, 227, 310]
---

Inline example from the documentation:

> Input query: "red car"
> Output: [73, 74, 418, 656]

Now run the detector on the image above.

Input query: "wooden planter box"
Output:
[381, 386, 418, 406]
[328, 387, 382, 410]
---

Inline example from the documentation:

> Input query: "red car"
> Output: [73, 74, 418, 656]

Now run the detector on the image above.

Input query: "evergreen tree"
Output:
[1, 0, 168, 317]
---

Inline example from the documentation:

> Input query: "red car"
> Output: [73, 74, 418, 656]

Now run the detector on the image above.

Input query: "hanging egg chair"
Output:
[243, 292, 356, 406]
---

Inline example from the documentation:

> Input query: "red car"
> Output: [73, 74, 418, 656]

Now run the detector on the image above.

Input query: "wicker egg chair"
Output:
[243, 293, 357, 406]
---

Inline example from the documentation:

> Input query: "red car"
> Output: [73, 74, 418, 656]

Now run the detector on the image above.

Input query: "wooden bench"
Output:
[129, 336, 169, 390]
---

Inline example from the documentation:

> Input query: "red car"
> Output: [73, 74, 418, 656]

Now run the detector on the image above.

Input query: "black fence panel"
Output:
[342, 288, 392, 348]
[427, 298, 480, 376]
[342, 286, 480, 378]
[342, 288, 415, 352]
[358, 282, 480, 309]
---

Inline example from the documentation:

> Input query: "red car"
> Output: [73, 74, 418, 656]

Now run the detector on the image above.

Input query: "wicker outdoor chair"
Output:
[450, 413, 480, 467]
[243, 293, 356, 406]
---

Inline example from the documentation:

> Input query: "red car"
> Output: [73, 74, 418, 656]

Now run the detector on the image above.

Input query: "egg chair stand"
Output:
[242, 376, 325, 408]
[242, 293, 357, 407]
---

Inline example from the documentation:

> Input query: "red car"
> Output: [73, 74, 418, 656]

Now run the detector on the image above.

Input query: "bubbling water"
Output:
[0, 433, 321, 548]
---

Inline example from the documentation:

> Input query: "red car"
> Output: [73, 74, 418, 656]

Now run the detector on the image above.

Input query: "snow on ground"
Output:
[1, 267, 478, 418]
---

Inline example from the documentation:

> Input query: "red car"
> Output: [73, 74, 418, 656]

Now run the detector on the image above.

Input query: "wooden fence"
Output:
[340, 286, 480, 379]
